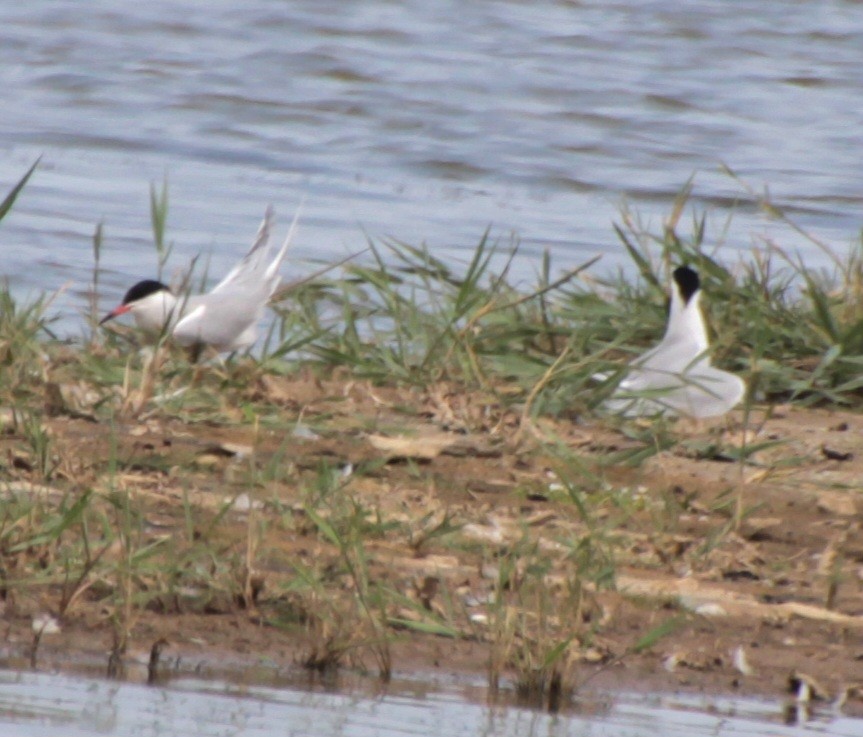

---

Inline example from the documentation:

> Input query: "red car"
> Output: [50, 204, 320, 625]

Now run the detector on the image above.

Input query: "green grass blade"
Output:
[0, 157, 40, 223]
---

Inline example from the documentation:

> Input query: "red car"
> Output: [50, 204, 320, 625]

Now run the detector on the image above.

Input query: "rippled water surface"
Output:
[0, 668, 861, 737]
[2, 1, 862, 329]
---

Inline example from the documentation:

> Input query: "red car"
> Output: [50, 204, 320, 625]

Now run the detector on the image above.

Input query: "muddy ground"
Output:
[2, 371, 862, 712]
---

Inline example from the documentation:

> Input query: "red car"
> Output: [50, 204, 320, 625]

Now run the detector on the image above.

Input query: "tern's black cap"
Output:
[122, 280, 170, 305]
[672, 266, 700, 304]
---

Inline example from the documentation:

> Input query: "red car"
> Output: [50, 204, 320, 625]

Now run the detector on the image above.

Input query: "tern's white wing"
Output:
[172, 205, 301, 352]
[211, 204, 299, 301]
[172, 208, 300, 351]
[671, 366, 746, 418]
[172, 289, 266, 352]
[211, 206, 275, 295]
[264, 205, 301, 284]
[609, 362, 745, 419]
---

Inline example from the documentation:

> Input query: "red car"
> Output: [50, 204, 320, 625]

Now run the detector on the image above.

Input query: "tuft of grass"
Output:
[300, 466, 395, 680]
[485, 536, 588, 711]
[149, 177, 172, 280]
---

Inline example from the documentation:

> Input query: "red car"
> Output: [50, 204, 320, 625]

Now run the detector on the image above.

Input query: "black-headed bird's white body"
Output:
[604, 265, 745, 419]
[101, 206, 298, 353]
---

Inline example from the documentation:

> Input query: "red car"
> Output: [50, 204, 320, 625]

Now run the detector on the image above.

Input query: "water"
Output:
[1, 1, 862, 334]
[0, 668, 860, 737]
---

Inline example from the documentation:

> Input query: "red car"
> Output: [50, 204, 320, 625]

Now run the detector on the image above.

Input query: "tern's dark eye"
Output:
[123, 280, 170, 305]
[672, 266, 700, 304]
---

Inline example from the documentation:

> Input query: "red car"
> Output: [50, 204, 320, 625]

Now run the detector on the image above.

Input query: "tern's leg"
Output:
[185, 342, 206, 385]
[188, 342, 205, 364]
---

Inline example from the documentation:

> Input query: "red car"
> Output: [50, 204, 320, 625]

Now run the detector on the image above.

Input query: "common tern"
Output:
[100, 206, 298, 354]
[603, 265, 745, 419]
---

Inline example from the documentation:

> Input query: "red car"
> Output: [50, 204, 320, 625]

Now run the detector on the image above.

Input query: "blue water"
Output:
[1, 0, 862, 335]
[0, 668, 860, 737]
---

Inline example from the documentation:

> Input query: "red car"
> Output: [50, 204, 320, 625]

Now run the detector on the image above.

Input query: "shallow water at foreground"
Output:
[0, 668, 860, 737]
